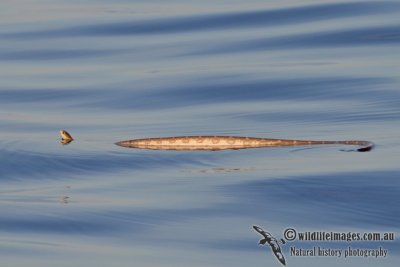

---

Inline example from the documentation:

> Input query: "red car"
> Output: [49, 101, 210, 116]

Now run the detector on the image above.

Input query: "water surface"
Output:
[1, 1, 399, 266]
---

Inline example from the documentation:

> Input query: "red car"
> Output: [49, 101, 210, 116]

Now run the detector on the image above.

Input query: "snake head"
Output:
[60, 129, 73, 141]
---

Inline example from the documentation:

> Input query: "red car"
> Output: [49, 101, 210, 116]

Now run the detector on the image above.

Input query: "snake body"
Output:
[115, 136, 374, 152]
[59, 130, 373, 152]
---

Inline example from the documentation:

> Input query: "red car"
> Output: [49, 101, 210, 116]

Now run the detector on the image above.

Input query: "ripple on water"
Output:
[218, 171, 400, 228]
[0, 0, 400, 266]
[2, 2, 399, 39]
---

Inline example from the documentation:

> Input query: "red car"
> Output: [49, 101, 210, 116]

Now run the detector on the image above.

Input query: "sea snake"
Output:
[114, 136, 374, 152]
[60, 130, 373, 152]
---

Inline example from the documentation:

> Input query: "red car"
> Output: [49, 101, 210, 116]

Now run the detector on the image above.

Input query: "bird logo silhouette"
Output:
[253, 225, 286, 266]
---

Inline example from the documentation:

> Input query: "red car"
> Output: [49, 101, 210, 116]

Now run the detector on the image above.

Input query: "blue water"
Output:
[1, 1, 399, 266]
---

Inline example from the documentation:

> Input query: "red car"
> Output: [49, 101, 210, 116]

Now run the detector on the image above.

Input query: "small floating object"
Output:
[60, 129, 73, 145]
[115, 136, 374, 152]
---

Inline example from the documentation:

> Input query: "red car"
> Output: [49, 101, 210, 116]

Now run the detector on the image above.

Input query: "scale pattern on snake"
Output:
[60, 130, 374, 152]
[115, 136, 374, 152]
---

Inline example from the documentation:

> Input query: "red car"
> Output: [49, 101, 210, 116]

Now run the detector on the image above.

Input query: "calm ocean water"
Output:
[1, 1, 399, 266]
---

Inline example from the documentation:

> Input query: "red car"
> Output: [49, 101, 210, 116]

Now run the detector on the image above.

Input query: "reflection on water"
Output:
[0, 0, 400, 266]
[190, 167, 258, 174]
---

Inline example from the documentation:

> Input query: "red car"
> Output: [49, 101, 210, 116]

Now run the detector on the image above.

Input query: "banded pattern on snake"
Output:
[115, 136, 374, 152]
[60, 130, 373, 152]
